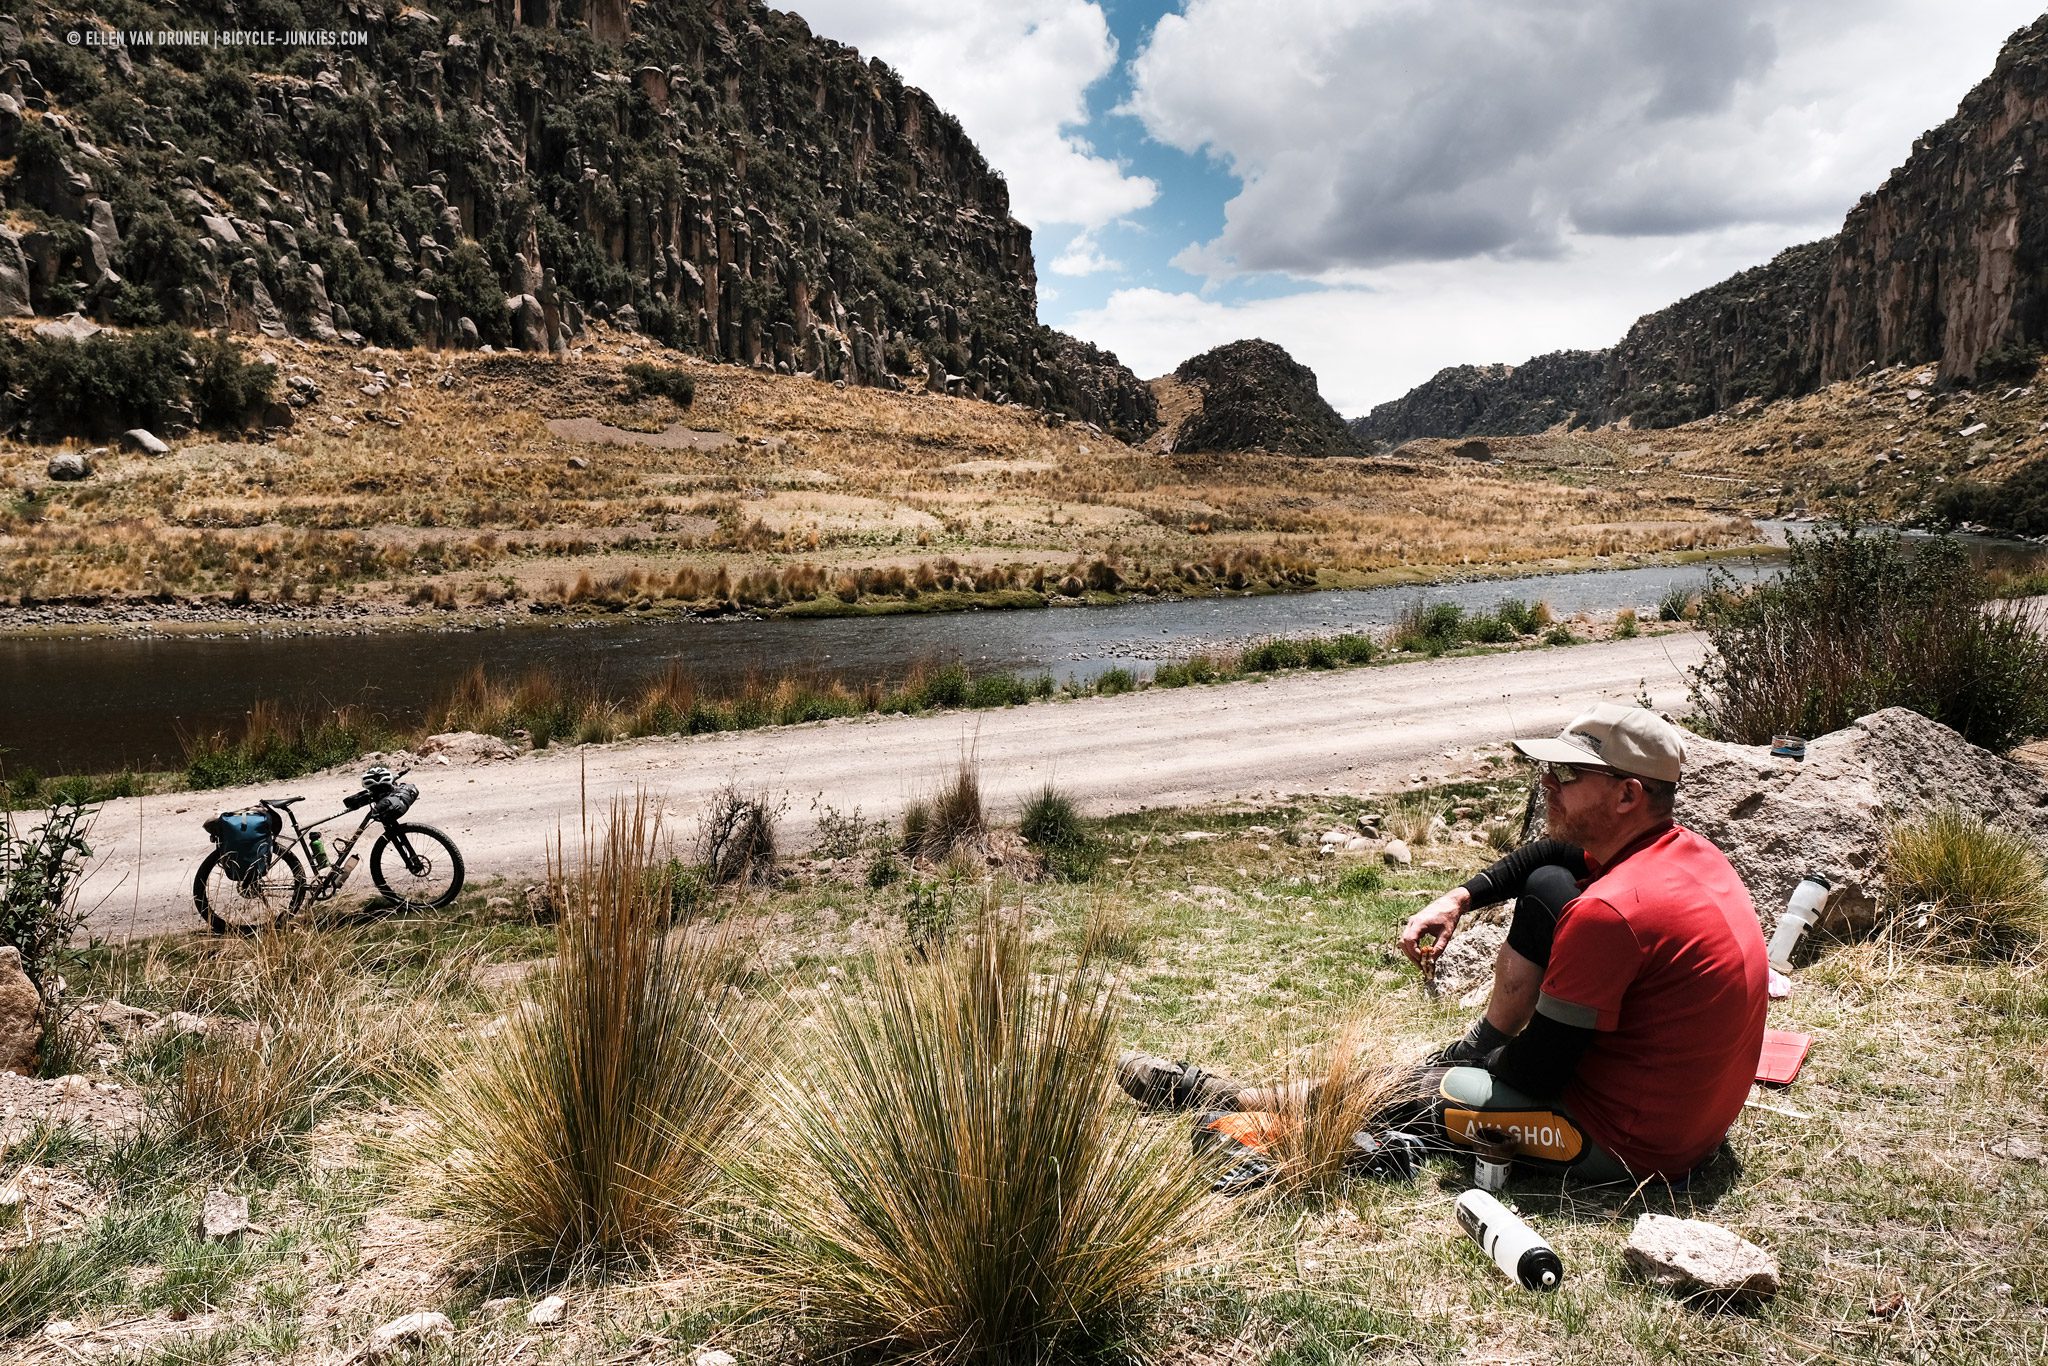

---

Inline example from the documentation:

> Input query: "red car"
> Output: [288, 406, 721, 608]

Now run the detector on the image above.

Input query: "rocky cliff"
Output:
[1170, 339, 1361, 456]
[1349, 349, 1609, 445]
[0, 0, 1156, 438]
[1360, 15, 2048, 439]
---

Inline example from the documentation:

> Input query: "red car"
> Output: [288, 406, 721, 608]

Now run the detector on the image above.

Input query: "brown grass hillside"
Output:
[0, 328, 1754, 628]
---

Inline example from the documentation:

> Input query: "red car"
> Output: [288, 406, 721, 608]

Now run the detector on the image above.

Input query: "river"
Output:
[2, 523, 2032, 775]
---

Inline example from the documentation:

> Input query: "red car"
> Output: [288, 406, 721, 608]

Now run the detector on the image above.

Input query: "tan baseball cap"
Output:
[1513, 702, 1684, 783]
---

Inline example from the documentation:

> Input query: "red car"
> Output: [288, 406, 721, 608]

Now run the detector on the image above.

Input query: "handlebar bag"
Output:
[371, 783, 419, 821]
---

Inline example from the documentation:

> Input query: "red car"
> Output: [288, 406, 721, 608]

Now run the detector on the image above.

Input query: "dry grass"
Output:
[725, 908, 1214, 1362]
[416, 796, 774, 1267]
[0, 335, 1758, 616]
[1248, 1023, 1410, 1200]
[1884, 805, 2048, 959]
[902, 757, 988, 864]
[166, 932, 438, 1164]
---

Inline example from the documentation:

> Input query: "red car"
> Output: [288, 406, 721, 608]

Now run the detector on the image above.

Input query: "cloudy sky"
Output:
[780, 1, 2042, 416]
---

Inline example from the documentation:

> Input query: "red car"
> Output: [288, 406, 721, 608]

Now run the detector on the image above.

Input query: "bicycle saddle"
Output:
[261, 796, 306, 807]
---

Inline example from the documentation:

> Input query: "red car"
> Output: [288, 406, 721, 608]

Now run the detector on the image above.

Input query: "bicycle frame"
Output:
[264, 800, 385, 901]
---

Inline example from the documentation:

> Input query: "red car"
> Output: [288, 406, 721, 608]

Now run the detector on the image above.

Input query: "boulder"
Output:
[1678, 708, 2048, 936]
[34, 313, 102, 343]
[1428, 917, 1506, 1005]
[1624, 1213, 1780, 1304]
[1453, 439, 1494, 461]
[46, 453, 91, 481]
[0, 947, 40, 1076]
[1382, 838, 1412, 867]
[418, 731, 518, 765]
[123, 428, 170, 456]
[0, 227, 31, 318]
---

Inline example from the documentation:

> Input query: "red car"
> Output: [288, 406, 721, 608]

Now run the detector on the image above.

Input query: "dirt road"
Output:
[75, 633, 1708, 940]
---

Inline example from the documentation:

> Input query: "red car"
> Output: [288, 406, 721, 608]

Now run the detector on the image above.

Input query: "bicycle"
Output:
[193, 765, 465, 934]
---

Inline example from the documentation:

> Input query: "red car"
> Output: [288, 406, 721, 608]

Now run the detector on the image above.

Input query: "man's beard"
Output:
[1544, 799, 1598, 850]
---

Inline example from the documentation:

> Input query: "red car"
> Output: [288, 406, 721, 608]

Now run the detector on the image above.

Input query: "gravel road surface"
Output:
[75, 632, 1707, 940]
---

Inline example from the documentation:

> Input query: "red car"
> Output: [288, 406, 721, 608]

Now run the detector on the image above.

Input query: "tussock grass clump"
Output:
[1692, 527, 2048, 753]
[1019, 783, 1100, 882]
[622, 360, 696, 407]
[420, 798, 772, 1265]
[904, 760, 987, 864]
[0, 1240, 111, 1340]
[1885, 806, 2048, 959]
[168, 933, 432, 1163]
[1384, 794, 1440, 846]
[728, 913, 1212, 1362]
[1254, 1025, 1407, 1200]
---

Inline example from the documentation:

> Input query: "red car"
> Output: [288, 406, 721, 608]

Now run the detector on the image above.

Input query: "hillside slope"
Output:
[1356, 14, 2048, 442]
[0, 0, 1155, 436]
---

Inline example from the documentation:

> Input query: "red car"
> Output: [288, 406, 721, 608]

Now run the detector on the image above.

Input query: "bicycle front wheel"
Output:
[193, 847, 308, 935]
[369, 823, 466, 909]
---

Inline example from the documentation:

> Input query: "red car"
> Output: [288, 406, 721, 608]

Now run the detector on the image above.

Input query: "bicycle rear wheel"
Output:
[193, 847, 308, 935]
[370, 823, 465, 909]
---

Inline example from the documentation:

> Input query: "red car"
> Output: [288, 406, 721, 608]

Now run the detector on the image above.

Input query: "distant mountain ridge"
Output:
[0, 0, 1157, 437]
[1355, 14, 2048, 444]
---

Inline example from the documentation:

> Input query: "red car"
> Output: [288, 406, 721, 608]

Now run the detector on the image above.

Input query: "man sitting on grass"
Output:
[1119, 703, 1770, 1184]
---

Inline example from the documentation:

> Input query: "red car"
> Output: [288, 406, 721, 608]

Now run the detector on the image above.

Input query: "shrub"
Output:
[1462, 611, 1517, 645]
[1390, 599, 1466, 654]
[1690, 527, 2048, 753]
[420, 798, 771, 1264]
[623, 360, 696, 406]
[1938, 459, 2048, 538]
[1019, 783, 1100, 881]
[1542, 623, 1579, 646]
[1093, 666, 1137, 696]
[181, 699, 388, 789]
[1494, 598, 1544, 636]
[1658, 587, 1697, 622]
[6, 328, 186, 439]
[0, 800, 94, 994]
[1884, 806, 2048, 959]
[187, 332, 276, 429]
[698, 786, 779, 885]
[1614, 608, 1640, 639]
[727, 912, 1211, 1360]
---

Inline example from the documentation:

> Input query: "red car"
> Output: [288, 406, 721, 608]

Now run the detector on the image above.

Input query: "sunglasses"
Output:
[1539, 760, 1627, 786]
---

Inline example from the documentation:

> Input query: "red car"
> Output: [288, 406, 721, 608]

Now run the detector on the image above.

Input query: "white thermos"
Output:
[1766, 874, 1832, 973]
[1454, 1188, 1563, 1291]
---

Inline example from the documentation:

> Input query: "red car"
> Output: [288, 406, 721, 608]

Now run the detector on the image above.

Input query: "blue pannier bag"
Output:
[204, 807, 280, 880]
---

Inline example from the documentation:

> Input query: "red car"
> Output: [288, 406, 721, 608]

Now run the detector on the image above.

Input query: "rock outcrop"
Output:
[1350, 350, 1610, 445]
[1677, 707, 2048, 938]
[1359, 15, 2048, 437]
[0, 0, 1155, 439]
[1170, 339, 1362, 456]
[0, 947, 39, 1077]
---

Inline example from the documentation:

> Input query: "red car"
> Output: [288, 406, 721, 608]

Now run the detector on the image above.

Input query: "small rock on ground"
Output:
[695, 1352, 738, 1366]
[357, 1311, 453, 1361]
[1624, 1212, 1779, 1304]
[526, 1295, 566, 1327]
[1383, 838, 1412, 867]
[200, 1189, 250, 1241]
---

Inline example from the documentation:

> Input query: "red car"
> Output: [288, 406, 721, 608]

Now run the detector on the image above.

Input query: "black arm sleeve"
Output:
[1460, 839, 1589, 909]
[1484, 1011, 1596, 1099]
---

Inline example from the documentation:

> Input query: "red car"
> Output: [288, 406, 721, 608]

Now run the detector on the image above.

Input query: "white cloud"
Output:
[1124, 0, 2038, 277]
[1065, 225, 1816, 413]
[1049, 231, 1121, 275]
[779, 0, 1157, 231]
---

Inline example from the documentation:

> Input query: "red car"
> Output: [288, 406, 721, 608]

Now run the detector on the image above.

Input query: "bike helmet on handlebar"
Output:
[362, 765, 396, 790]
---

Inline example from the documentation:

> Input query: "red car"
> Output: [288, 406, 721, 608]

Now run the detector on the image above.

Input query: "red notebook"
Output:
[1755, 1030, 1813, 1087]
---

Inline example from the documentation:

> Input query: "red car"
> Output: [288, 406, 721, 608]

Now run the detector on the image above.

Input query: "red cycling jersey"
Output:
[1536, 823, 1769, 1177]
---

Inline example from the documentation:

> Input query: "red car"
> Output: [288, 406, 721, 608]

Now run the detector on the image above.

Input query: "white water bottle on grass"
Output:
[1766, 874, 1832, 973]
